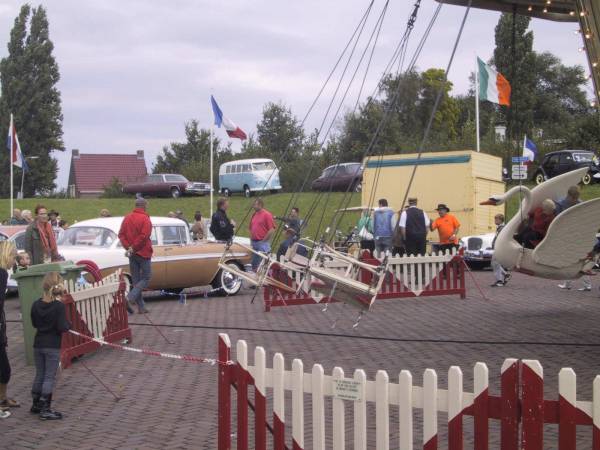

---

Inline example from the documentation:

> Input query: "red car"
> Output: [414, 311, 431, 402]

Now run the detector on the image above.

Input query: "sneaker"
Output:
[490, 281, 505, 287]
[578, 286, 592, 291]
[558, 283, 571, 290]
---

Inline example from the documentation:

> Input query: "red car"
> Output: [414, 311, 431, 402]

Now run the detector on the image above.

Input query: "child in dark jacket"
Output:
[30, 272, 71, 420]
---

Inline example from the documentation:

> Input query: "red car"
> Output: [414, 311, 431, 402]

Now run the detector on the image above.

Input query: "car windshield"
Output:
[164, 174, 188, 182]
[573, 153, 593, 163]
[58, 227, 117, 248]
[252, 161, 276, 171]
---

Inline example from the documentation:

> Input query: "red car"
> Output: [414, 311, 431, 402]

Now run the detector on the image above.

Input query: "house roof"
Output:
[71, 153, 147, 193]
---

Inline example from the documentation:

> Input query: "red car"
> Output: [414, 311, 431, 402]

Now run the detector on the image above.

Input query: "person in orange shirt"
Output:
[431, 203, 460, 253]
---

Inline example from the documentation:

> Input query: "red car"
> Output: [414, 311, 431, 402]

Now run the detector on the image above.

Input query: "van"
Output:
[219, 158, 282, 197]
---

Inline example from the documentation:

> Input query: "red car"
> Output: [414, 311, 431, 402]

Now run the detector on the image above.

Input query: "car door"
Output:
[143, 227, 165, 288]
[559, 153, 575, 175]
[160, 225, 192, 288]
[544, 154, 560, 178]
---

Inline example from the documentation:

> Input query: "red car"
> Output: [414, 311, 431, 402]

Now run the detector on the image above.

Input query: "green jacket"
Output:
[357, 215, 373, 233]
[24, 223, 56, 265]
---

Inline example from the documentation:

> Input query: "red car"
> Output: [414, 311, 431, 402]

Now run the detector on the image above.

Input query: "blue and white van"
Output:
[218, 158, 282, 197]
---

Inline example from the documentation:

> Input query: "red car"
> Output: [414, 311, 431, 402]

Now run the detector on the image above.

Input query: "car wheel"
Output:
[171, 187, 181, 198]
[354, 182, 362, 193]
[582, 172, 592, 185]
[211, 262, 242, 296]
[243, 185, 251, 198]
[222, 188, 231, 197]
[534, 172, 545, 185]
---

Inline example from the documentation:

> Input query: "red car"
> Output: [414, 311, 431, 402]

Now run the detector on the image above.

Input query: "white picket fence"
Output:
[218, 334, 600, 450]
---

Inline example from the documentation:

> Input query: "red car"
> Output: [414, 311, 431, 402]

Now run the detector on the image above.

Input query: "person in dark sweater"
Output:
[398, 197, 431, 256]
[0, 241, 18, 418]
[30, 272, 71, 420]
[210, 198, 236, 242]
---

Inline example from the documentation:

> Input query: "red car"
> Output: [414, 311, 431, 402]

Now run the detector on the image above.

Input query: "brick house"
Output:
[67, 149, 148, 198]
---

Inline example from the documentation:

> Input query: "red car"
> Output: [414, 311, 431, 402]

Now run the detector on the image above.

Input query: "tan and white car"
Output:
[58, 216, 251, 295]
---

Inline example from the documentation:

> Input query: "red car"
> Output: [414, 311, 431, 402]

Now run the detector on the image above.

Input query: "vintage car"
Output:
[459, 232, 495, 270]
[57, 217, 251, 295]
[311, 163, 363, 192]
[122, 174, 211, 198]
[532, 150, 600, 185]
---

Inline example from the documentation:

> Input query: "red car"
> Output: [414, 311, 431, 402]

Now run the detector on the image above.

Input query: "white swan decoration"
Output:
[481, 168, 600, 280]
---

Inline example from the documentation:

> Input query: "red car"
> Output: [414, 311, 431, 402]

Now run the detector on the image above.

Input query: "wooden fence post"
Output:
[521, 360, 544, 450]
[218, 334, 232, 450]
[500, 359, 520, 450]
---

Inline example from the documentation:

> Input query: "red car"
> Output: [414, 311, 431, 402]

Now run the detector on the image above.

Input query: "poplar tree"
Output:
[0, 4, 64, 196]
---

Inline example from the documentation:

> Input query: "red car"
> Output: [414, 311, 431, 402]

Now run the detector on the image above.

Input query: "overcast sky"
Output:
[0, 1, 591, 189]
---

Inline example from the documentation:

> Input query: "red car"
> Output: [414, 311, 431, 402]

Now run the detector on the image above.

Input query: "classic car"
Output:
[459, 232, 495, 270]
[57, 217, 252, 295]
[0, 225, 28, 293]
[122, 174, 211, 198]
[311, 163, 363, 192]
[532, 150, 600, 185]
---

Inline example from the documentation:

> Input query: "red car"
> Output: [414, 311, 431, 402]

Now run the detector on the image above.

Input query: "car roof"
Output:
[546, 149, 594, 156]
[221, 158, 274, 165]
[0, 225, 28, 237]
[68, 216, 188, 233]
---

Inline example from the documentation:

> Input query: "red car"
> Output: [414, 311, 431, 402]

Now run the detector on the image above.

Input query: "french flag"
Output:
[211, 95, 247, 140]
[6, 114, 27, 169]
[522, 136, 538, 164]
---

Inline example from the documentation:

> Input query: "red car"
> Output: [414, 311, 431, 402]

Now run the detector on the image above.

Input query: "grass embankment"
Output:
[0, 192, 361, 240]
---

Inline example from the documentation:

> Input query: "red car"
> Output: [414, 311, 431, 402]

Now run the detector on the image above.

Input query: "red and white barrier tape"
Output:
[68, 330, 234, 366]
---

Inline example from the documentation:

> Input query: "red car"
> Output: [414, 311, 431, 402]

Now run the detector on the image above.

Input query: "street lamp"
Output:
[18, 156, 39, 199]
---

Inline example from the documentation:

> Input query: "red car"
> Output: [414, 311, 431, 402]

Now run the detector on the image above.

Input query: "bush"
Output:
[101, 177, 128, 198]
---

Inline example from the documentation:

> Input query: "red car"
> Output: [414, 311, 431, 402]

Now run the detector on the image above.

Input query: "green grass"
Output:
[504, 183, 600, 220]
[1, 193, 361, 240]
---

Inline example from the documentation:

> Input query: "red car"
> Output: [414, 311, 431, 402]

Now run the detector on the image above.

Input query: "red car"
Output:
[122, 174, 211, 198]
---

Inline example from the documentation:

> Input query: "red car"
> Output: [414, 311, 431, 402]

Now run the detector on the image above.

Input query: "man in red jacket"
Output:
[118, 197, 153, 314]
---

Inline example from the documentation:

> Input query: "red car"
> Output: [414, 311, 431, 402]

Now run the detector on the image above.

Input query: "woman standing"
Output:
[356, 209, 374, 253]
[0, 241, 19, 419]
[30, 272, 70, 420]
[24, 205, 60, 265]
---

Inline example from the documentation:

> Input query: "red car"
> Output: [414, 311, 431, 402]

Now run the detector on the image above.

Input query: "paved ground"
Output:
[2, 269, 600, 449]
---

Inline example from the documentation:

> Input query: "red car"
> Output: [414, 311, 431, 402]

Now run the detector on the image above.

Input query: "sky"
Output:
[0, 1, 591, 190]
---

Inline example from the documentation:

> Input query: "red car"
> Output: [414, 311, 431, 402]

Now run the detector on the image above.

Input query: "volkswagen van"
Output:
[218, 158, 282, 197]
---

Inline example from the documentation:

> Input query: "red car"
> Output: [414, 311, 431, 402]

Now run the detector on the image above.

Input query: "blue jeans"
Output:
[375, 236, 392, 255]
[128, 254, 152, 308]
[251, 240, 271, 271]
[32, 348, 60, 396]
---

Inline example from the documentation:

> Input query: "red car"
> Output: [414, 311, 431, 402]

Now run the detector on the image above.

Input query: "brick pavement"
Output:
[1, 270, 600, 448]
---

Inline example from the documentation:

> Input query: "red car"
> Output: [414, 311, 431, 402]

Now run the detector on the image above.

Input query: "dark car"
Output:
[532, 150, 600, 185]
[311, 163, 363, 192]
[122, 174, 210, 198]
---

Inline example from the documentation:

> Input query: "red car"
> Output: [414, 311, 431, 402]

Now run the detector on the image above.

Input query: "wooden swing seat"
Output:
[217, 262, 296, 293]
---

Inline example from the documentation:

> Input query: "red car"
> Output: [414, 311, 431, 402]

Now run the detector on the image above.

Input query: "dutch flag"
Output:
[6, 114, 27, 170]
[210, 95, 247, 140]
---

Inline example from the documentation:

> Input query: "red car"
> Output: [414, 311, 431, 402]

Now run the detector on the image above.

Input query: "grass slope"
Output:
[1, 192, 361, 240]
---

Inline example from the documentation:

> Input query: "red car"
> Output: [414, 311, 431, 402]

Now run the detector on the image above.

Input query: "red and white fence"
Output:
[264, 250, 466, 311]
[217, 334, 600, 449]
[61, 271, 132, 368]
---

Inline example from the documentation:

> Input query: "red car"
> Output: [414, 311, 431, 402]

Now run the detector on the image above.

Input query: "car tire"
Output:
[211, 261, 243, 296]
[222, 188, 231, 197]
[582, 172, 592, 185]
[354, 182, 362, 193]
[171, 187, 181, 199]
[243, 185, 251, 198]
[534, 172, 545, 185]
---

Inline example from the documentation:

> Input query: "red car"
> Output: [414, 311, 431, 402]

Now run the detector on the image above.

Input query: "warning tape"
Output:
[68, 330, 234, 366]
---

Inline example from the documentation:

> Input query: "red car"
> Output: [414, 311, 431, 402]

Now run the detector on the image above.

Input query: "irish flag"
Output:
[210, 95, 247, 140]
[477, 57, 511, 106]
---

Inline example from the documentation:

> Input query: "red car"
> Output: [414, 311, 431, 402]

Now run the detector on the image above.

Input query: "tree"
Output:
[153, 120, 232, 182]
[0, 5, 64, 196]
[256, 102, 305, 160]
[493, 13, 536, 141]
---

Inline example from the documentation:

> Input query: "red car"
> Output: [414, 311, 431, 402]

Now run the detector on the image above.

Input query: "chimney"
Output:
[137, 150, 144, 159]
[72, 149, 80, 158]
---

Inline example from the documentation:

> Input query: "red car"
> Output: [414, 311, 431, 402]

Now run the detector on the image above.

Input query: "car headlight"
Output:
[186, 182, 194, 189]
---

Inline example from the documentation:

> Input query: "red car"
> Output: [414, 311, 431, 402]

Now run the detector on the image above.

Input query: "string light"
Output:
[569, 11, 575, 16]
[579, 47, 585, 52]
[527, 5, 533, 12]
[543, 7, 547, 13]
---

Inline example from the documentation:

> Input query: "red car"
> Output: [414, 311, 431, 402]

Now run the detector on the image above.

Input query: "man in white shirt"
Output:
[398, 198, 431, 256]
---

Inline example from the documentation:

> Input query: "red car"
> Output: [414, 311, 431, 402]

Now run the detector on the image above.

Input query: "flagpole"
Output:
[210, 123, 214, 219]
[9, 114, 13, 217]
[475, 58, 481, 153]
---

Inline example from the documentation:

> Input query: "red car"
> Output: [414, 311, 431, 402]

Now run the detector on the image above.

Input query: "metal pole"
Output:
[210, 125, 214, 218]
[475, 57, 480, 152]
[9, 114, 13, 216]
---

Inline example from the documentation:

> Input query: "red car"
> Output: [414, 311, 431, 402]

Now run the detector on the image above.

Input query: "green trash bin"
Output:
[12, 261, 85, 365]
